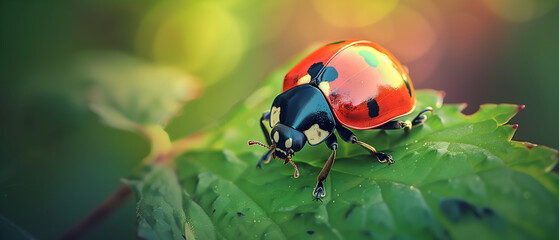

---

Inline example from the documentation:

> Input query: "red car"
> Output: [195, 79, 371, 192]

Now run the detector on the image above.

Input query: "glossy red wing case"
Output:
[283, 40, 416, 130]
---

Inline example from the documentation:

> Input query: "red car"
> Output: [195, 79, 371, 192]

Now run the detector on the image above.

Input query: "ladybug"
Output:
[248, 39, 432, 201]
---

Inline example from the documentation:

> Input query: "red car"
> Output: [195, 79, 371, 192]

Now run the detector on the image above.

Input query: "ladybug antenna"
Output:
[287, 157, 300, 178]
[248, 140, 274, 149]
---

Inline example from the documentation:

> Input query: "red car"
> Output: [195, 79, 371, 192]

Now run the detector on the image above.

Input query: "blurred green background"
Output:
[1, 0, 558, 239]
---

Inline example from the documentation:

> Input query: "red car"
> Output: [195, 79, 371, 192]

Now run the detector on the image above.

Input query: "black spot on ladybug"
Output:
[307, 62, 324, 80]
[237, 212, 245, 217]
[306, 230, 315, 235]
[320, 67, 338, 82]
[367, 99, 380, 118]
[403, 74, 412, 97]
[326, 40, 345, 46]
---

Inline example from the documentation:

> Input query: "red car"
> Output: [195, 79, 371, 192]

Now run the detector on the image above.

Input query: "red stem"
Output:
[61, 185, 132, 240]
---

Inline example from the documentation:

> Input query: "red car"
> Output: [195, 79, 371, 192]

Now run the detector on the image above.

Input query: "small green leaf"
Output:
[82, 51, 201, 131]
[125, 165, 187, 240]
[182, 195, 216, 240]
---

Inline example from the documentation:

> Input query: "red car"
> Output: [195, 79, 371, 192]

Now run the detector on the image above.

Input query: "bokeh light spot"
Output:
[136, 1, 245, 85]
[384, 6, 436, 63]
[483, 0, 558, 22]
[313, 0, 399, 28]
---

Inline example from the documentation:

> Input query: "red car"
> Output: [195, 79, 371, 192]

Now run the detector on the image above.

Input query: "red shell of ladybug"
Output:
[282, 39, 415, 130]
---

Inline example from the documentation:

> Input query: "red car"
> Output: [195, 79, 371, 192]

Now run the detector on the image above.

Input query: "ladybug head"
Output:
[270, 124, 306, 160]
[248, 124, 306, 178]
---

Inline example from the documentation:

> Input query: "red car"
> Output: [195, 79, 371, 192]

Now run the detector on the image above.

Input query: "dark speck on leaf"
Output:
[440, 198, 479, 222]
[443, 229, 451, 239]
[237, 212, 245, 217]
[307, 230, 315, 235]
[212, 209, 216, 214]
[482, 207, 495, 216]
[440, 198, 502, 228]
[345, 205, 356, 219]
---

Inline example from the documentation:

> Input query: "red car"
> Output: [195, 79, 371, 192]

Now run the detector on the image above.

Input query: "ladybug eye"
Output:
[273, 131, 280, 143]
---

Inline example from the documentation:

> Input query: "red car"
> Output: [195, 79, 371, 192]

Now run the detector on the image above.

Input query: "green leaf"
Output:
[126, 164, 223, 240]
[133, 60, 559, 239]
[81, 51, 201, 131]
[125, 165, 187, 240]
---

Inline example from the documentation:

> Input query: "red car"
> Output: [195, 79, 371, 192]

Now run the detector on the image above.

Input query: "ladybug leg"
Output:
[411, 107, 433, 127]
[353, 138, 394, 165]
[259, 111, 273, 146]
[253, 111, 274, 168]
[257, 148, 274, 169]
[313, 134, 338, 202]
[336, 125, 394, 166]
[375, 107, 433, 133]
[375, 120, 413, 133]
